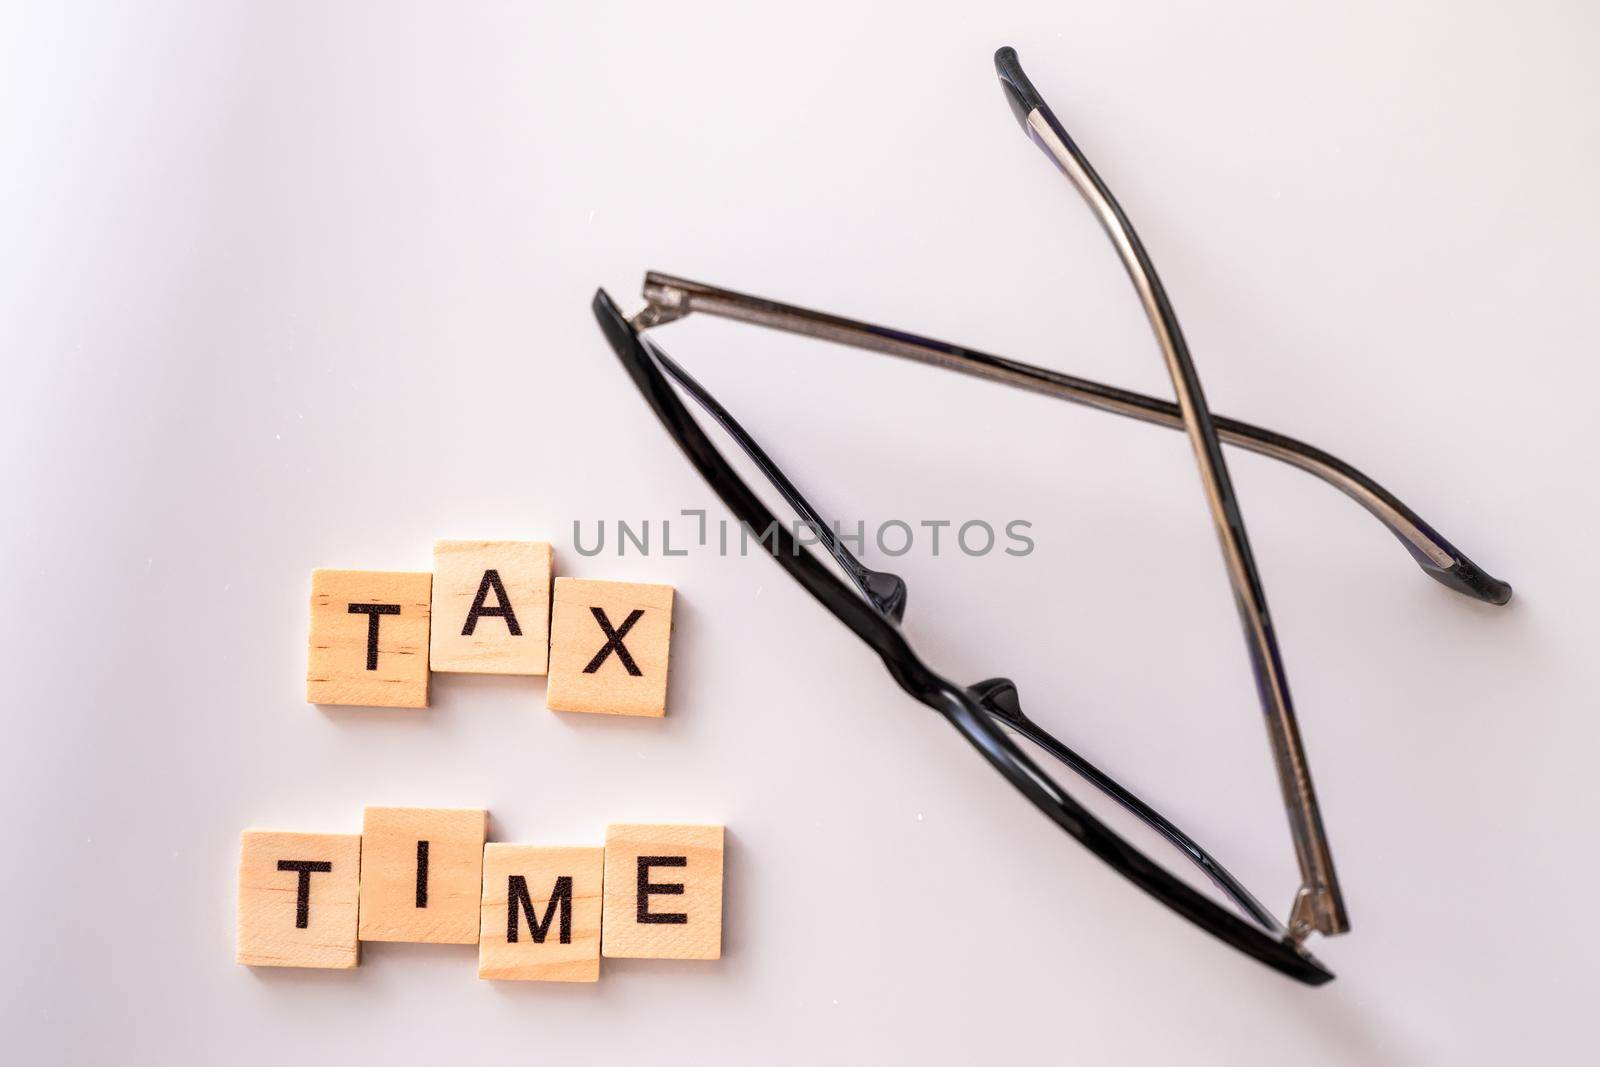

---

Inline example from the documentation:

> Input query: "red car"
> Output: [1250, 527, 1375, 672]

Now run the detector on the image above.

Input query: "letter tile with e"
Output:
[602, 824, 724, 960]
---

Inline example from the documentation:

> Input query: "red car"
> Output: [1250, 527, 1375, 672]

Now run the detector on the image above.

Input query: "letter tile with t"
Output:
[236, 831, 362, 968]
[546, 578, 674, 717]
[358, 807, 487, 944]
[478, 844, 604, 981]
[601, 824, 724, 960]
[306, 569, 432, 708]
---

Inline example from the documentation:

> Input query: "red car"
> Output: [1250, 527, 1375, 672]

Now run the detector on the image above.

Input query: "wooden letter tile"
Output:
[358, 807, 487, 944]
[307, 569, 432, 708]
[546, 579, 674, 717]
[602, 824, 723, 960]
[237, 831, 361, 969]
[430, 540, 554, 676]
[478, 845, 604, 982]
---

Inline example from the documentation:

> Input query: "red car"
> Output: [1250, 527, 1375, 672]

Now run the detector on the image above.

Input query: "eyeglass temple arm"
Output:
[996, 46, 1351, 938]
[636, 327, 1281, 935]
[633, 272, 1510, 607]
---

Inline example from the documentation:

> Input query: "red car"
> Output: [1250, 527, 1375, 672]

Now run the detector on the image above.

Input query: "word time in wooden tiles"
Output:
[237, 811, 724, 982]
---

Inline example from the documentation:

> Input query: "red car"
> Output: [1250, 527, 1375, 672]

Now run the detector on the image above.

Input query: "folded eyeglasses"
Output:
[591, 46, 1510, 984]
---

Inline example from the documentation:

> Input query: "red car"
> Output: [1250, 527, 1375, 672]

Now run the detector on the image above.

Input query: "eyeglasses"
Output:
[590, 46, 1510, 984]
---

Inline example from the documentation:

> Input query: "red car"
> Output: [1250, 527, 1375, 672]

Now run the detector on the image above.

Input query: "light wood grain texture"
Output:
[358, 807, 486, 944]
[546, 578, 674, 717]
[478, 844, 604, 982]
[429, 540, 553, 675]
[236, 831, 361, 969]
[306, 569, 432, 708]
[601, 824, 723, 960]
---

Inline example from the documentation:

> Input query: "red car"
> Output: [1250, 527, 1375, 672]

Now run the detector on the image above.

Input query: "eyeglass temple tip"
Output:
[1420, 552, 1512, 606]
[994, 46, 1044, 133]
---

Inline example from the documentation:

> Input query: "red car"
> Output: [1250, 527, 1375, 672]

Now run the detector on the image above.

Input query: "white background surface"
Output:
[4, 2, 1597, 1063]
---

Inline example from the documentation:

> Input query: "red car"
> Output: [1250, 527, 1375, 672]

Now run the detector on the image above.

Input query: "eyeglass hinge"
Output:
[631, 283, 692, 330]
[1287, 884, 1346, 946]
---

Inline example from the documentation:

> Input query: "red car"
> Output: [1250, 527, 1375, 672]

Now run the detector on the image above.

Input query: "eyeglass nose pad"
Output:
[864, 570, 908, 624]
[968, 676, 1025, 725]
